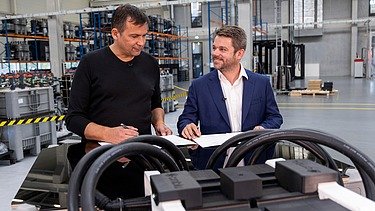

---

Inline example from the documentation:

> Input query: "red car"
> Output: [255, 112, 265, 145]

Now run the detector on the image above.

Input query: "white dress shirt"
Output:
[218, 64, 248, 167]
[218, 64, 248, 132]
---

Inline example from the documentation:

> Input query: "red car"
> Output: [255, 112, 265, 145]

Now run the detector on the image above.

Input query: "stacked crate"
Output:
[307, 79, 322, 91]
[160, 73, 175, 113]
[0, 87, 57, 161]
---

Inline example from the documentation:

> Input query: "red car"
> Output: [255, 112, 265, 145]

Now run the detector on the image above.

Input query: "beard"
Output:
[213, 56, 237, 72]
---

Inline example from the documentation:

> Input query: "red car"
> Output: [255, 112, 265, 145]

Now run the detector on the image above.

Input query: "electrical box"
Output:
[354, 58, 364, 78]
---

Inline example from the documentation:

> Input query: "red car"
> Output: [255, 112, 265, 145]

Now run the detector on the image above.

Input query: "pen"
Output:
[120, 123, 139, 133]
[120, 123, 130, 129]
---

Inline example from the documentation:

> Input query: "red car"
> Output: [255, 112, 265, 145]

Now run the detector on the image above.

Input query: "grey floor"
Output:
[1, 76, 375, 210]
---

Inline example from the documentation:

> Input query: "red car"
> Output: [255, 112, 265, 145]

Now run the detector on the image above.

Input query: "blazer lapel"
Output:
[208, 71, 231, 128]
[242, 70, 255, 127]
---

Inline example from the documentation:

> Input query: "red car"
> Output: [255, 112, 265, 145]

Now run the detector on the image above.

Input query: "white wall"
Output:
[0, 0, 89, 14]
[62, 0, 90, 23]
[13, 0, 89, 22]
[0, 0, 89, 22]
[13, 0, 88, 13]
[15, 0, 47, 14]
[0, 0, 11, 13]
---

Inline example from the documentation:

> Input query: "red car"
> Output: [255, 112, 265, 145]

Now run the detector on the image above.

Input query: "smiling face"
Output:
[212, 35, 244, 72]
[111, 18, 148, 59]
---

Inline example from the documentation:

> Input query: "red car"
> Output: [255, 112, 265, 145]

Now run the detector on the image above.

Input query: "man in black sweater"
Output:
[66, 4, 172, 199]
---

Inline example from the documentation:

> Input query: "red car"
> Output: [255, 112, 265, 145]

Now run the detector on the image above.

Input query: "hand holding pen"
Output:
[96, 123, 139, 144]
[120, 123, 138, 132]
[120, 123, 139, 136]
[105, 123, 139, 144]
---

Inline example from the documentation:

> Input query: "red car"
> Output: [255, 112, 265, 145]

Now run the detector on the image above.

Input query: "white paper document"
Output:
[162, 135, 196, 146]
[193, 132, 242, 148]
[98, 135, 195, 146]
[98, 133, 242, 148]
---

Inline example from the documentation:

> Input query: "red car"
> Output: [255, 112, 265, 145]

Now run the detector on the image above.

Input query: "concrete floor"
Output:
[1, 76, 375, 210]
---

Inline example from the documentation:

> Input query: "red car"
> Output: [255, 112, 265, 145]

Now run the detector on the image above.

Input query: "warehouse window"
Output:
[370, 0, 375, 16]
[191, 2, 202, 28]
[192, 42, 203, 78]
[294, 0, 322, 29]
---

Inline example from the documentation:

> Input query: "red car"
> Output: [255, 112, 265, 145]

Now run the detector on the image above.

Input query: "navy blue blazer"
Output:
[177, 69, 283, 169]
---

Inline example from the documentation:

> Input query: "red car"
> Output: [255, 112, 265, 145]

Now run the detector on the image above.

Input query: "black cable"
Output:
[126, 135, 189, 171]
[130, 154, 165, 172]
[126, 154, 159, 171]
[294, 140, 340, 171]
[95, 191, 151, 211]
[356, 169, 375, 199]
[68, 135, 187, 210]
[67, 144, 112, 211]
[230, 131, 348, 188]
[225, 129, 375, 200]
[246, 142, 275, 165]
[90, 153, 161, 210]
[294, 129, 343, 176]
[245, 140, 344, 186]
[205, 129, 274, 169]
[80, 142, 180, 211]
[247, 140, 334, 168]
[95, 191, 110, 210]
[95, 151, 172, 210]
[142, 154, 165, 172]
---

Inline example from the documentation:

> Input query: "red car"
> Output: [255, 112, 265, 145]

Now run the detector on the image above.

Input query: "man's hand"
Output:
[253, 125, 265, 130]
[154, 122, 172, 136]
[84, 123, 138, 163]
[84, 122, 139, 144]
[103, 125, 139, 144]
[181, 123, 201, 140]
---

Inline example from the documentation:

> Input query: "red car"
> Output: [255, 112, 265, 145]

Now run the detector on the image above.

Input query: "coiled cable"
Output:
[68, 135, 188, 210]
[67, 144, 112, 211]
[80, 142, 180, 211]
[205, 130, 273, 169]
[126, 135, 188, 171]
[226, 129, 375, 200]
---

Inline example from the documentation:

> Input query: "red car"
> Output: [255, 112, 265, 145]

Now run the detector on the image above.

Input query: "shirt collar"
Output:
[218, 63, 248, 81]
[239, 63, 248, 80]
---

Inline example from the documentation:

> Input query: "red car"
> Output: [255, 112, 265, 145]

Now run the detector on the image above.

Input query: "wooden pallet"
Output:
[289, 89, 338, 97]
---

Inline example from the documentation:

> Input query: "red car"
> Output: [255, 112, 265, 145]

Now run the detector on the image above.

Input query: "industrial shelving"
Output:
[0, 31, 85, 73]
[0, 8, 190, 116]
[148, 28, 189, 82]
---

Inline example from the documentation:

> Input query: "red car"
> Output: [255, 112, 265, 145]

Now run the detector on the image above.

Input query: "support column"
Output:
[9, 0, 17, 14]
[351, 0, 358, 77]
[237, 1, 252, 70]
[277, 0, 291, 68]
[280, 0, 290, 42]
[47, 0, 65, 78]
[230, 0, 236, 25]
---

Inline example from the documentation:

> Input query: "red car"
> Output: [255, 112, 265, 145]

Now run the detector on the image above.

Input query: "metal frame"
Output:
[1, 0, 221, 21]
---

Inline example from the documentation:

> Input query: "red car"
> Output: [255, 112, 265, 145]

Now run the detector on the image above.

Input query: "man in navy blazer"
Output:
[177, 25, 283, 170]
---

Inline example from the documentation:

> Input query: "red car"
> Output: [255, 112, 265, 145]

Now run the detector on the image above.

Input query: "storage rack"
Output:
[0, 26, 85, 73]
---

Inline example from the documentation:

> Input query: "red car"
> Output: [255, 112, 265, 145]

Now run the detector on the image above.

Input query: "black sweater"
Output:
[66, 47, 161, 142]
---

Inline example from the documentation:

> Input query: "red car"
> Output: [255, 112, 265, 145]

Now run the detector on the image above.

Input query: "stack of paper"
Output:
[163, 132, 242, 148]
[98, 133, 243, 148]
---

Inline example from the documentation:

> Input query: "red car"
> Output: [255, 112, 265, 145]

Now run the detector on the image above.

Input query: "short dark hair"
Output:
[111, 4, 149, 33]
[214, 25, 247, 52]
